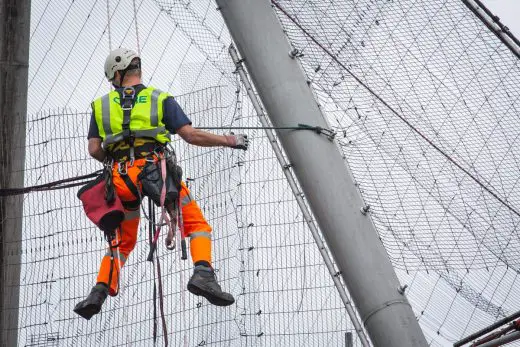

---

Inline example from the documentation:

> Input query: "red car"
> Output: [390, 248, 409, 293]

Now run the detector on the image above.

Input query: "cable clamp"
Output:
[297, 123, 336, 140]
[289, 48, 304, 59]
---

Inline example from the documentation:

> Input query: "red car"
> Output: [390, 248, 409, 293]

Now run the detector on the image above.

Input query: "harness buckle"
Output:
[121, 87, 135, 111]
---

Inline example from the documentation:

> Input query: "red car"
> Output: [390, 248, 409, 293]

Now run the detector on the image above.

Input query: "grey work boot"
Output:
[73, 283, 109, 320]
[187, 266, 235, 306]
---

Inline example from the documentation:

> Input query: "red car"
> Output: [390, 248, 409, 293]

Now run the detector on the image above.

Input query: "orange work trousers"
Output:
[96, 158, 212, 296]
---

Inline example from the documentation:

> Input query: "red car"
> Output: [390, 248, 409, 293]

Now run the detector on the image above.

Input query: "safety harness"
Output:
[112, 86, 184, 255]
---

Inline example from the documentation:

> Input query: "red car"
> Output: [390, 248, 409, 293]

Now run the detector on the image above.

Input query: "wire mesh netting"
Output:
[1, 0, 519, 346]
[270, 0, 520, 343]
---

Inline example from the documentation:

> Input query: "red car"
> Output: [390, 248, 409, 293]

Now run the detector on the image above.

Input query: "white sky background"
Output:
[482, 0, 520, 36]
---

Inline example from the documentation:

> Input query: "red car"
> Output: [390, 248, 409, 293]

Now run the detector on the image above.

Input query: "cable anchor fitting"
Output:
[289, 48, 304, 59]
[296, 123, 336, 141]
[397, 284, 408, 295]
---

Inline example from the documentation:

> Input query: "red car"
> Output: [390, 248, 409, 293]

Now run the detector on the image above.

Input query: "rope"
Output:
[0, 170, 102, 197]
[156, 254, 168, 346]
[132, 0, 141, 55]
[145, 174, 168, 346]
[271, 0, 520, 219]
[148, 200, 159, 344]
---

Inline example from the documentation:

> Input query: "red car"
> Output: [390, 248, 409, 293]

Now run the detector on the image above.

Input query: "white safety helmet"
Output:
[104, 48, 140, 81]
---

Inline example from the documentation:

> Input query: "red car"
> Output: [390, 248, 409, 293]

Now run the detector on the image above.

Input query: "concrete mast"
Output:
[229, 44, 370, 346]
[0, 0, 31, 346]
[215, 1, 428, 346]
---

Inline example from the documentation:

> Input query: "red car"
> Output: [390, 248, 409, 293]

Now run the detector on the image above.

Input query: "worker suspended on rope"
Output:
[74, 48, 249, 320]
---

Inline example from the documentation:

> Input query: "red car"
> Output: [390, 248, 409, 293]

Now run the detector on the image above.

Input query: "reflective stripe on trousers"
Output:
[96, 160, 213, 295]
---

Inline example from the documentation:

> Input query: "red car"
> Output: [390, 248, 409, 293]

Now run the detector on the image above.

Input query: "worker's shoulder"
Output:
[90, 90, 116, 105]
[144, 85, 171, 94]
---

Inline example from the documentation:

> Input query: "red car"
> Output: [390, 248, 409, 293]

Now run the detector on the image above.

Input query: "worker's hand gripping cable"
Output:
[225, 132, 249, 150]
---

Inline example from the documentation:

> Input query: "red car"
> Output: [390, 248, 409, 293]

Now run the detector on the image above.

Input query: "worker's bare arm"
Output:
[88, 138, 106, 162]
[176, 124, 230, 147]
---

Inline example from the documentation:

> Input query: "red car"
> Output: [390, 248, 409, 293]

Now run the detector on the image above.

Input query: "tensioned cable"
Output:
[271, 0, 520, 219]
[106, 0, 112, 50]
[196, 123, 335, 137]
[0, 171, 102, 197]
[132, 0, 141, 55]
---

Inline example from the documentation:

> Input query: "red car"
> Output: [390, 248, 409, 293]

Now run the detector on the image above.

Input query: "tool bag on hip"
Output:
[138, 155, 182, 208]
[77, 170, 125, 236]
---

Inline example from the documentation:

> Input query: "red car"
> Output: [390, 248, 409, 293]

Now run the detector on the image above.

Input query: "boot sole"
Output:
[187, 283, 235, 307]
[73, 303, 101, 320]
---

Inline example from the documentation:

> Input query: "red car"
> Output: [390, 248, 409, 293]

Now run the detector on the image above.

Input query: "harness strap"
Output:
[120, 170, 141, 201]
[108, 140, 160, 162]
[121, 87, 135, 129]
[120, 87, 136, 162]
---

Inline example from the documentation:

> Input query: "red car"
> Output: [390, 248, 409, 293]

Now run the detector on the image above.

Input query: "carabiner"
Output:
[128, 147, 135, 167]
[117, 161, 128, 175]
[104, 158, 114, 170]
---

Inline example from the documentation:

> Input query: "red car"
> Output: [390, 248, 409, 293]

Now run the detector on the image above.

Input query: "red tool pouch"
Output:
[77, 173, 125, 233]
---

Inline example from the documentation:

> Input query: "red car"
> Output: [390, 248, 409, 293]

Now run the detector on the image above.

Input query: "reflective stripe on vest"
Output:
[151, 89, 161, 127]
[101, 94, 111, 138]
[93, 87, 171, 146]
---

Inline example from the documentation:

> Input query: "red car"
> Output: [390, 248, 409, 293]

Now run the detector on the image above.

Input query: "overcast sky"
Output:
[481, 0, 520, 36]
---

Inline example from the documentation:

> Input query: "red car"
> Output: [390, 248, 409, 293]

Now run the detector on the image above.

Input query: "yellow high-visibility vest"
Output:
[92, 87, 171, 146]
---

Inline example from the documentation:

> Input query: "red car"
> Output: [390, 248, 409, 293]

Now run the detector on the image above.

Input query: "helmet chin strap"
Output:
[112, 62, 140, 88]
[111, 72, 121, 88]
[112, 71, 126, 88]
